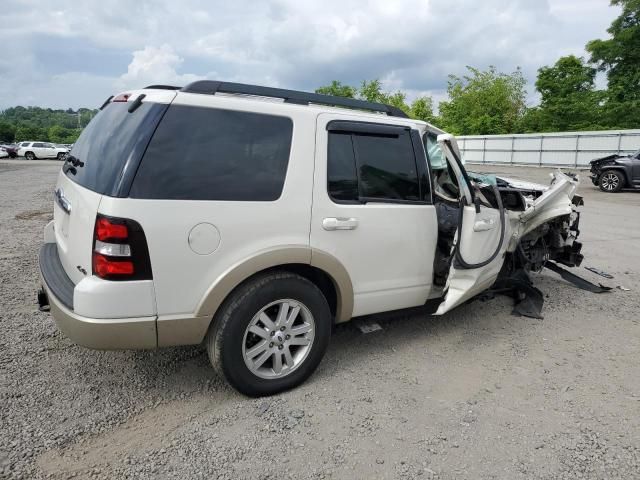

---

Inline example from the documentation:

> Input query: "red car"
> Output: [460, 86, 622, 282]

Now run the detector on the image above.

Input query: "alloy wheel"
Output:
[242, 299, 315, 379]
[601, 172, 620, 191]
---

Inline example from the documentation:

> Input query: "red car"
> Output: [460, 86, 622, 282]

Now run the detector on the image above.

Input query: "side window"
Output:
[33, 143, 44, 148]
[326, 125, 422, 203]
[354, 132, 419, 201]
[130, 105, 293, 201]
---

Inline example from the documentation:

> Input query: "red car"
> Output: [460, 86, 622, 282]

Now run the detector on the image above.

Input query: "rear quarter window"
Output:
[129, 105, 293, 201]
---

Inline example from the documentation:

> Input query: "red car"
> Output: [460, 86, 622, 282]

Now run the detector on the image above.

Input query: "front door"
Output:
[434, 135, 511, 315]
[310, 114, 439, 319]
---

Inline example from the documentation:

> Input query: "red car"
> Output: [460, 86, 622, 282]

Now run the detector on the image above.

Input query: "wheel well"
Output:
[261, 264, 338, 320]
[223, 264, 338, 321]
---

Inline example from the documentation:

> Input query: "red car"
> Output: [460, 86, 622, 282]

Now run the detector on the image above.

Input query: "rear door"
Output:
[32, 142, 46, 157]
[43, 143, 57, 158]
[310, 114, 438, 318]
[54, 90, 175, 285]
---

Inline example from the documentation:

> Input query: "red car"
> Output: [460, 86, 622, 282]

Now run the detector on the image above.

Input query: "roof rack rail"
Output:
[144, 85, 182, 90]
[180, 80, 409, 118]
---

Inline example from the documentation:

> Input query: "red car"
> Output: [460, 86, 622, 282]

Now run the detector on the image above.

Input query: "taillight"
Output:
[92, 214, 152, 281]
[96, 217, 128, 241]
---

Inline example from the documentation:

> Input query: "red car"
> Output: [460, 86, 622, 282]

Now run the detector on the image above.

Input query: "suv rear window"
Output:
[129, 105, 293, 201]
[63, 101, 168, 195]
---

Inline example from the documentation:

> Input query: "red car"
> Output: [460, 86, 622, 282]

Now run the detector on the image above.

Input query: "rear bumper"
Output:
[39, 244, 157, 350]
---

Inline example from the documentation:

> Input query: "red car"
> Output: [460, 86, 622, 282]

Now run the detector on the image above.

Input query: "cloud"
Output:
[0, 0, 621, 110]
[116, 45, 204, 91]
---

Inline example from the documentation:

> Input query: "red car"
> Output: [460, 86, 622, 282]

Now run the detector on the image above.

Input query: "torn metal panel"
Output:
[545, 262, 612, 293]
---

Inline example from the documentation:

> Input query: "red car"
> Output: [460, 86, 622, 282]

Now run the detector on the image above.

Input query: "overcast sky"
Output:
[0, 0, 619, 110]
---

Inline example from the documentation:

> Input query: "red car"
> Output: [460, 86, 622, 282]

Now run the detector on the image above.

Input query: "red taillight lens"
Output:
[92, 214, 152, 281]
[96, 217, 128, 242]
[93, 253, 134, 277]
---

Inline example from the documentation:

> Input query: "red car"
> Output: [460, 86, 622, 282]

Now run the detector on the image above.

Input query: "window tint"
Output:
[354, 132, 419, 201]
[327, 127, 421, 203]
[64, 101, 168, 195]
[327, 133, 358, 202]
[33, 143, 44, 148]
[130, 105, 293, 201]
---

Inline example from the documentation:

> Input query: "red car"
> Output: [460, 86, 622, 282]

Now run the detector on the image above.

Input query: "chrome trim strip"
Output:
[54, 187, 72, 214]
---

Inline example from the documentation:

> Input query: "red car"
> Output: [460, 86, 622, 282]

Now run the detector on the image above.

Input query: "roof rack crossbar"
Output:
[180, 80, 409, 118]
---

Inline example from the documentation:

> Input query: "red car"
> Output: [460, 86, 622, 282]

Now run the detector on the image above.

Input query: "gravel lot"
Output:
[1, 160, 639, 479]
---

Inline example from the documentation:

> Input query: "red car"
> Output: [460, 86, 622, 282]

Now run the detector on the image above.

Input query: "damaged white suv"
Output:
[38, 81, 584, 396]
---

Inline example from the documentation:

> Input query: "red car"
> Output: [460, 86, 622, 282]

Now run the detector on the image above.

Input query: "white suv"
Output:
[38, 81, 584, 396]
[18, 142, 69, 160]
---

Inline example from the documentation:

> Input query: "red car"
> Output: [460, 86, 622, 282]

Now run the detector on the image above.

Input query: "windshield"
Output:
[64, 101, 167, 196]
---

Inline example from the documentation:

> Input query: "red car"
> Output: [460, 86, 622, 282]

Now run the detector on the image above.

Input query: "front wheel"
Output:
[24, 151, 36, 160]
[206, 272, 331, 397]
[56, 152, 66, 160]
[599, 170, 624, 192]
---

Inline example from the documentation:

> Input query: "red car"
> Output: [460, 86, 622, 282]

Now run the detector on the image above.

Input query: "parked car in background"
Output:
[590, 149, 640, 192]
[0, 144, 19, 158]
[17, 142, 69, 160]
[0, 147, 8, 158]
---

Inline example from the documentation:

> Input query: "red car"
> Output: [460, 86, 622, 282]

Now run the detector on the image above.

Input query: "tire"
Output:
[598, 170, 624, 192]
[56, 152, 66, 160]
[9, 152, 16, 158]
[24, 151, 36, 160]
[206, 271, 331, 397]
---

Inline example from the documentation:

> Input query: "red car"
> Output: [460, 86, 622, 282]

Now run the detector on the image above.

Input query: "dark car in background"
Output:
[0, 144, 18, 158]
[590, 149, 640, 192]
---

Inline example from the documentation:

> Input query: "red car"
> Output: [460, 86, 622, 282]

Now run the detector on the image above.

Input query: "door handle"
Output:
[322, 217, 358, 231]
[473, 218, 496, 232]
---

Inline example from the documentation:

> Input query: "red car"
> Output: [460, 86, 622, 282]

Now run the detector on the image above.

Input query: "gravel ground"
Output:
[1, 160, 639, 479]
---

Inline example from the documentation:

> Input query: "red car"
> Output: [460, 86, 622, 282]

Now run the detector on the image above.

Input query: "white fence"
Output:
[458, 129, 640, 167]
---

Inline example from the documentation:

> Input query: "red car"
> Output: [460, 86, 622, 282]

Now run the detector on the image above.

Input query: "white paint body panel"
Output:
[74, 278, 156, 319]
[53, 171, 102, 285]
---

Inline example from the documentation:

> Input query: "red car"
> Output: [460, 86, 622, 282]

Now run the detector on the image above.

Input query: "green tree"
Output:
[315, 80, 357, 98]
[438, 66, 527, 135]
[409, 96, 436, 124]
[14, 125, 48, 142]
[527, 55, 604, 131]
[587, 0, 640, 127]
[0, 121, 16, 142]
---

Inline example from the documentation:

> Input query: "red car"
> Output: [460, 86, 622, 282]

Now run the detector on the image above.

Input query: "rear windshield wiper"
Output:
[63, 154, 84, 175]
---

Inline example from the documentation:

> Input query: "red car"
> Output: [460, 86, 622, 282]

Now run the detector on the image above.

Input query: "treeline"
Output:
[0, 107, 97, 144]
[316, 0, 639, 135]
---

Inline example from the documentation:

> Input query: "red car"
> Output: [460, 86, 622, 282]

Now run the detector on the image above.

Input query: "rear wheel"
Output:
[25, 151, 36, 160]
[599, 170, 624, 192]
[206, 272, 331, 397]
